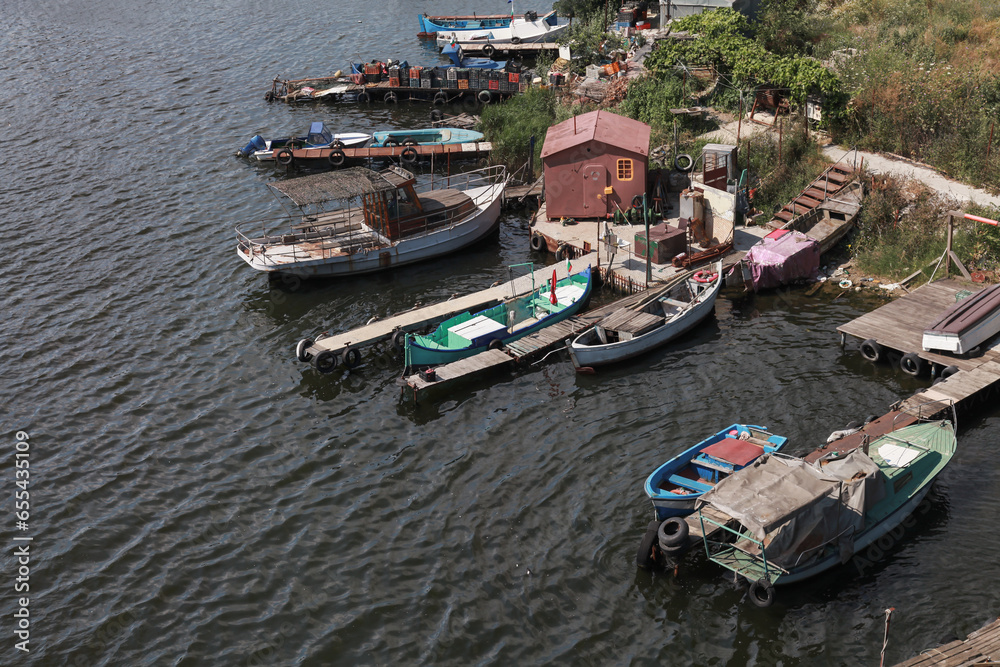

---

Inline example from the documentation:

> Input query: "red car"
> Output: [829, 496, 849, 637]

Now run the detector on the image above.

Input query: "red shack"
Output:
[540, 110, 650, 220]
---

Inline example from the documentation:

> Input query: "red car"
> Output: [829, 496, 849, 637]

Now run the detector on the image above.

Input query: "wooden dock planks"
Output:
[893, 616, 1000, 666]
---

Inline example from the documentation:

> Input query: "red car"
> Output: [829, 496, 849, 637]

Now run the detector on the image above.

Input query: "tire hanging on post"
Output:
[401, 146, 418, 164]
[328, 149, 346, 167]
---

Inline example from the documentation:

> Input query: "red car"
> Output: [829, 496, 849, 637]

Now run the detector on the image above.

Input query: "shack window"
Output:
[617, 159, 633, 181]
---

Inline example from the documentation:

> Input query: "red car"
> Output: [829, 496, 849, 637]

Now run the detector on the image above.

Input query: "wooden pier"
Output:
[277, 141, 492, 169]
[894, 616, 1000, 667]
[837, 279, 1000, 419]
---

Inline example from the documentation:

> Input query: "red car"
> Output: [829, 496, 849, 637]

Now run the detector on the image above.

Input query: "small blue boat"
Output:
[417, 9, 557, 34]
[644, 424, 788, 519]
[370, 127, 485, 147]
[238, 122, 370, 160]
[405, 265, 592, 367]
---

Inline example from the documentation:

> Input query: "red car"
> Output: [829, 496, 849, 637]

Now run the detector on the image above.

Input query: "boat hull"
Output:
[570, 266, 721, 367]
[251, 132, 371, 161]
[418, 11, 557, 33]
[237, 183, 503, 278]
[436, 19, 568, 47]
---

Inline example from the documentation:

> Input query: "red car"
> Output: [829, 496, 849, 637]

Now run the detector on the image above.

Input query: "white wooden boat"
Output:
[235, 166, 507, 278]
[569, 261, 722, 367]
[923, 283, 1000, 354]
[435, 15, 568, 47]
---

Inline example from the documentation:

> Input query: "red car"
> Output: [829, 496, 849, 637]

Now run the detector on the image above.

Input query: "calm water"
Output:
[3, 1, 999, 665]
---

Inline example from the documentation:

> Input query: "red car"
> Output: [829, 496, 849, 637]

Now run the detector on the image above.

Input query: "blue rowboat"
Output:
[405, 265, 592, 367]
[644, 424, 788, 520]
[370, 127, 485, 147]
[417, 9, 557, 33]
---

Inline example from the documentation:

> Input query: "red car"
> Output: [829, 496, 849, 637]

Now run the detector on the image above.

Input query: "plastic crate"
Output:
[389, 77, 400, 87]
[420, 79, 431, 88]
[446, 68, 458, 80]
[488, 80, 499, 90]
[458, 79, 469, 89]
[508, 72, 519, 83]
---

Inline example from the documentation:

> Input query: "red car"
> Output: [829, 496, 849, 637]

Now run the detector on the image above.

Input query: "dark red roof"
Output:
[540, 109, 650, 159]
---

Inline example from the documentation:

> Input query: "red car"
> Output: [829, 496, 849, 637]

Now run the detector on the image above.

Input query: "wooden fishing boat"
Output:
[923, 283, 1000, 354]
[370, 127, 485, 148]
[238, 123, 370, 161]
[418, 9, 556, 34]
[436, 15, 568, 47]
[569, 261, 722, 368]
[694, 419, 956, 606]
[644, 424, 788, 520]
[404, 265, 593, 367]
[235, 166, 506, 278]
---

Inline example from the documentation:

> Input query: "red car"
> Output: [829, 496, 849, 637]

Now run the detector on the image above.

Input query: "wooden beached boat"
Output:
[693, 419, 956, 606]
[404, 265, 593, 367]
[922, 283, 1000, 354]
[436, 15, 568, 47]
[370, 127, 485, 148]
[644, 424, 788, 521]
[418, 9, 557, 34]
[569, 261, 722, 368]
[238, 122, 370, 161]
[235, 165, 507, 278]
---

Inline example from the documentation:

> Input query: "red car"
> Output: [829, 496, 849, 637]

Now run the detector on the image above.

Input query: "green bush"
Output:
[479, 87, 557, 174]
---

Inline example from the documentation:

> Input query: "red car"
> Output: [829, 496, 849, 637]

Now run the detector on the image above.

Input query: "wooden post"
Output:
[737, 94, 742, 144]
[529, 134, 535, 177]
[644, 193, 651, 288]
[778, 118, 783, 165]
[945, 213, 953, 277]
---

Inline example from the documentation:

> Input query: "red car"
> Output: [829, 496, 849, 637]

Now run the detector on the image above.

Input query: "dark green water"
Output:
[2, 1, 998, 664]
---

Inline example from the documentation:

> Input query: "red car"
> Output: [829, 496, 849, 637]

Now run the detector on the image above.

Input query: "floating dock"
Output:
[276, 141, 492, 169]
[894, 616, 1000, 667]
[453, 42, 561, 56]
[837, 279, 1000, 419]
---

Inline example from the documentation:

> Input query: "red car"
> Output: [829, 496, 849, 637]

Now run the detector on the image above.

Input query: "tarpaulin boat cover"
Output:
[744, 230, 820, 291]
[696, 451, 884, 568]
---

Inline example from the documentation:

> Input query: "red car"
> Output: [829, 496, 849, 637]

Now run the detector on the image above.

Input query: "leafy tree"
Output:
[753, 0, 819, 56]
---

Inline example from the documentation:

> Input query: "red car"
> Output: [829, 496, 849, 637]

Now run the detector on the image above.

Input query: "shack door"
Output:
[582, 164, 609, 217]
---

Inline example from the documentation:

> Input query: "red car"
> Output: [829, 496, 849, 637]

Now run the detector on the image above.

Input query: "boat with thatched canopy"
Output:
[235, 166, 506, 278]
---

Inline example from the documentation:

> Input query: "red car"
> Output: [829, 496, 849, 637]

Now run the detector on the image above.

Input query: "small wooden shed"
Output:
[541, 110, 650, 220]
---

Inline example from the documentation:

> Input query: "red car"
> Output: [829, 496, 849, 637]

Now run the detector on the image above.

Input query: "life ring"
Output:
[401, 146, 418, 164]
[478, 89, 492, 104]
[657, 517, 689, 551]
[384, 92, 397, 104]
[433, 92, 448, 106]
[357, 91, 370, 103]
[674, 153, 694, 172]
[483, 44, 496, 58]
[295, 339, 313, 362]
[430, 108, 444, 122]
[900, 352, 925, 377]
[328, 149, 346, 167]
[632, 194, 644, 209]
[511, 36, 522, 44]
[748, 578, 775, 608]
[341, 345, 362, 369]
[275, 149, 293, 166]
[312, 350, 338, 373]
[941, 365, 959, 379]
[391, 330, 408, 351]
[693, 269, 718, 283]
[636, 520, 660, 570]
[530, 233, 546, 251]
[859, 338, 883, 363]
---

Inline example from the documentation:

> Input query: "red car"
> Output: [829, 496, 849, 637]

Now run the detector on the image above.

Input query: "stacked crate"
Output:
[420, 68, 432, 88]
[388, 65, 400, 88]
[410, 67, 423, 88]
[487, 71, 500, 91]
[457, 69, 469, 90]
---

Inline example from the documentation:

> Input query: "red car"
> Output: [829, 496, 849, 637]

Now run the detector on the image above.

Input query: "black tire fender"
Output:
[403, 138, 419, 146]
[748, 578, 775, 608]
[331, 139, 345, 149]
[860, 338, 883, 363]
[636, 520, 660, 570]
[483, 44, 496, 58]
[341, 345, 362, 369]
[357, 91, 371, 103]
[401, 146, 418, 164]
[524, 10, 538, 21]
[488, 339, 505, 351]
[328, 149, 346, 167]
[631, 194, 644, 209]
[657, 517, 689, 550]
[391, 330, 408, 351]
[554, 245, 568, 262]
[384, 92, 397, 103]
[295, 339, 314, 362]
[430, 108, 444, 122]
[275, 149, 293, 166]
[478, 89, 492, 104]
[511, 36, 522, 44]
[433, 92, 448, 106]
[941, 365, 959, 379]
[900, 352, 924, 377]
[312, 350, 338, 373]
[674, 153, 694, 173]
[530, 233, 546, 252]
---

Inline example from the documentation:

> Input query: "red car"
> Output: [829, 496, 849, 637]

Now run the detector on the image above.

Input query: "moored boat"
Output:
[238, 122, 370, 161]
[923, 283, 1000, 354]
[570, 261, 722, 368]
[644, 424, 788, 521]
[235, 165, 507, 278]
[370, 127, 485, 148]
[404, 265, 593, 367]
[690, 419, 956, 606]
[418, 9, 557, 34]
[436, 15, 568, 47]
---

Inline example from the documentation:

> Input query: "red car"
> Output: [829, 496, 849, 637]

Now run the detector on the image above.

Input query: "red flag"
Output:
[550, 269, 558, 305]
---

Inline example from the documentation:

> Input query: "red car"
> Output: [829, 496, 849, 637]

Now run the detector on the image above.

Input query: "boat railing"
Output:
[698, 510, 788, 580]
[420, 164, 508, 201]
[790, 524, 856, 567]
[235, 209, 386, 264]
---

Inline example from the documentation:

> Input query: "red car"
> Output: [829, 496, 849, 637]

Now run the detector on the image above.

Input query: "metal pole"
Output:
[644, 193, 651, 287]
[529, 134, 535, 176]
[778, 118, 783, 164]
[737, 93, 742, 144]
[945, 214, 953, 277]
